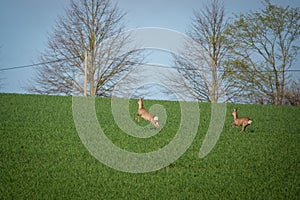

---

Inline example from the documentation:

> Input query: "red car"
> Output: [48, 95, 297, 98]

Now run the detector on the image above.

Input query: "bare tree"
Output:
[284, 79, 300, 106]
[171, 0, 233, 102]
[29, 0, 142, 96]
[225, 0, 300, 105]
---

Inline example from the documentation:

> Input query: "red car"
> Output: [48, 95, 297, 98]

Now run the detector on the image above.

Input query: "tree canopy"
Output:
[29, 0, 142, 96]
[225, 0, 300, 104]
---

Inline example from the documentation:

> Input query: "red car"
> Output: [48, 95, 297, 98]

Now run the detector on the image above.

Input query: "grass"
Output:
[0, 93, 299, 199]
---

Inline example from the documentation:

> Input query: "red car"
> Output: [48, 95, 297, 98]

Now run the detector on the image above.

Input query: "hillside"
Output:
[0, 94, 299, 199]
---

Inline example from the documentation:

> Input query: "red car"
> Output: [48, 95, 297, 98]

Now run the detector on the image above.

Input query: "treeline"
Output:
[28, 0, 300, 105]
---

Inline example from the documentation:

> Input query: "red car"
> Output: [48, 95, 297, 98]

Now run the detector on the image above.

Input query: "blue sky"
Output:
[0, 0, 299, 94]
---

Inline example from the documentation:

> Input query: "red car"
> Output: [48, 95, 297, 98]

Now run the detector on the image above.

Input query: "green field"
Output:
[0, 94, 299, 199]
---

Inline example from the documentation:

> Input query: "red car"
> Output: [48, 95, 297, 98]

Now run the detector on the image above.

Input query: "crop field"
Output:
[0, 93, 299, 199]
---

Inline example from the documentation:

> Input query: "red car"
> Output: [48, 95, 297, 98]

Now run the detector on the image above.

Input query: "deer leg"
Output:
[153, 120, 160, 128]
[136, 113, 140, 122]
[241, 123, 247, 132]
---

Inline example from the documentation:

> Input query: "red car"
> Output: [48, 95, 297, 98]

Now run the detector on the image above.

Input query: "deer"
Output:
[136, 97, 160, 128]
[231, 108, 252, 132]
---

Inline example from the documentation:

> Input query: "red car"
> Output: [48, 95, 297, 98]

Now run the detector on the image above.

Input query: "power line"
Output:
[140, 63, 300, 73]
[1, 57, 300, 73]
[0, 56, 80, 72]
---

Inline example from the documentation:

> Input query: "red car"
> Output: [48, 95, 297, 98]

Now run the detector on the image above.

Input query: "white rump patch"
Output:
[154, 116, 158, 121]
[248, 120, 252, 124]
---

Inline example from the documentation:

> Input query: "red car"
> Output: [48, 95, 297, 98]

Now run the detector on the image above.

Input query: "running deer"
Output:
[231, 108, 252, 132]
[136, 98, 160, 128]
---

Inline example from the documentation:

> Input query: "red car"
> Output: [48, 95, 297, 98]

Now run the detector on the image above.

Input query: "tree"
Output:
[225, 0, 300, 105]
[171, 0, 234, 102]
[284, 79, 300, 106]
[29, 0, 142, 96]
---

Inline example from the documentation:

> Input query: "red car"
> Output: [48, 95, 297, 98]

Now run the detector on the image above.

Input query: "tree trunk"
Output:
[211, 58, 217, 102]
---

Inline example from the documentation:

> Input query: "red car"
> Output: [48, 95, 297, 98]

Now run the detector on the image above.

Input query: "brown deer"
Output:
[136, 98, 160, 128]
[231, 108, 252, 132]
